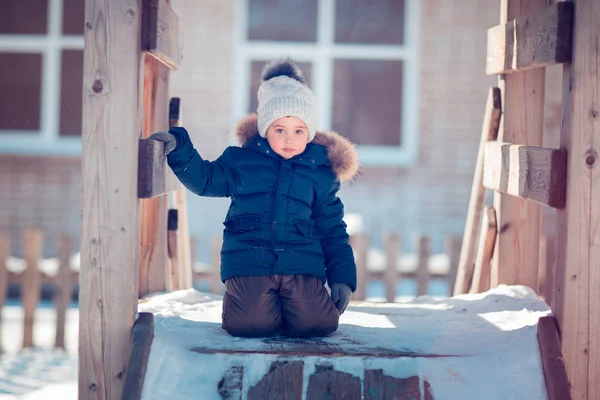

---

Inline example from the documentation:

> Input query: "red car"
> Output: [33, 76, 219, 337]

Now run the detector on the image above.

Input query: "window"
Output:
[0, 0, 85, 155]
[234, 0, 420, 166]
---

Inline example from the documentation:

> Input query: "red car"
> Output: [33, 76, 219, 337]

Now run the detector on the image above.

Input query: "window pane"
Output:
[0, 53, 42, 131]
[60, 50, 84, 136]
[0, 0, 48, 34]
[63, 0, 85, 35]
[248, 0, 317, 42]
[335, 0, 405, 45]
[249, 60, 312, 113]
[332, 60, 403, 146]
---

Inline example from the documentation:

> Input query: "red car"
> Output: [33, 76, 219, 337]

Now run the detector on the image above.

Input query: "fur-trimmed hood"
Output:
[233, 114, 360, 182]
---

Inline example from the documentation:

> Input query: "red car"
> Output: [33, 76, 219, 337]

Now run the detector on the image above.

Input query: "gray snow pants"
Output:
[221, 275, 340, 338]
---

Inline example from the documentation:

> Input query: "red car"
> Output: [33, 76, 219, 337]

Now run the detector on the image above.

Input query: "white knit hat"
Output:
[256, 59, 318, 142]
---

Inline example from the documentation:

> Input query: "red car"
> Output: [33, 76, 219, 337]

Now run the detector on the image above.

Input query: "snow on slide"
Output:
[139, 285, 551, 400]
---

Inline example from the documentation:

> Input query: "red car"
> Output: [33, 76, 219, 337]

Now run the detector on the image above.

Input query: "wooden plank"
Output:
[79, 0, 142, 397]
[537, 316, 571, 400]
[455, 87, 502, 295]
[139, 55, 171, 296]
[540, 235, 556, 305]
[415, 236, 429, 296]
[169, 97, 193, 289]
[384, 233, 399, 302]
[167, 209, 179, 290]
[121, 313, 155, 400]
[491, 0, 546, 293]
[217, 366, 244, 400]
[138, 138, 180, 198]
[141, 0, 181, 69]
[364, 370, 422, 400]
[486, 2, 574, 75]
[555, 0, 600, 397]
[483, 141, 567, 208]
[55, 235, 72, 349]
[0, 235, 9, 352]
[350, 233, 368, 301]
[307, 367, 361, 400]
[247, 361, 303, 400]
[22, 230, 42, 348]
[470, 206, 497, 294]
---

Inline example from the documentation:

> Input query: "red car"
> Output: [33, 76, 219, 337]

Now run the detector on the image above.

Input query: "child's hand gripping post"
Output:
[148, 131, 177, 156]
[330, 283, 352, 314]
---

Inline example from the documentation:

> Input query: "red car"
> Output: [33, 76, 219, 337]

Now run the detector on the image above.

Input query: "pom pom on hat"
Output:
[256, 58, 318, 142]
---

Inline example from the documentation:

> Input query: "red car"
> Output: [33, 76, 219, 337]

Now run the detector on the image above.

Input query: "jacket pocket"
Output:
[224, 214, 262, 233]
[293, 219, 322, 239]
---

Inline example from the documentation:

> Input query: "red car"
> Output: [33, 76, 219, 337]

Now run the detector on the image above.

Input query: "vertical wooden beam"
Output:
[491, 0, 546, 291]
[139, 54, 170, 297]
[0, 235, 10, 352]
[445, 236, 462, 296]
[169, 98, 193, 289]
[22, 230, 42, 349]
[555, 0, 600, 397]
[415, 236, 430, 296]
[455, 87, 501, 295]
[167, 209, 179, 290]
[80, 0, 142, 398]
[384, 233, 399, 303]
[470, 207, 498, 294]
[55, 235, 72, 349]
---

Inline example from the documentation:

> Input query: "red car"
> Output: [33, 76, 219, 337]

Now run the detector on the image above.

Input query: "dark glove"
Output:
[330, 283, 352, 314]
[147, 131, 177, 156]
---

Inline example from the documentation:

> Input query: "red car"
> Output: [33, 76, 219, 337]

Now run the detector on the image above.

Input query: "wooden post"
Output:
[55, 235, 72, 349]
[470, 207, 498, 294]
[22, 229, 43, 348]
[169, 98, 193, 290]
[80, 0, 142, 397]
[445, 236, 462, 296]
[139, 54, 170, 297]
[384, 233, 399, 303]
[555, 0, 600, 397]
[0, 235, 9, 352]
[490, 0, 546, 291]
[415, 236, 430, 297]
[350, 233, 368, 301]
[455, 87, 501, 295]
[167, 209, 180, 290]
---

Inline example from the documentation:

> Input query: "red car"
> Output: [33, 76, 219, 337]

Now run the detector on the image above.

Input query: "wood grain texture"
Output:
[491, 0, 546, 293]
[483, 141, 567, 208]
[169, 97, 193, 289]
[141, 0, 181, 69]
[55, 235, 72, 349]
[218, 366, 244, 400]
[0, 235, 9, 352]
[138, 139, 179, 198]
[79, 0, 142, 398]
[120, 313, 154, 400]
[307, 368, 361, 400]
[486, 2, 574, 74]
[554, 0, 600, 398]
[537, 316, 571, 400]
[364, 370, 423, 400]
[470, 206, 497, 294]
[384, 233, 399, 302]
[455, 87, 502, 295]
[416, 236, 430, 296]
[22, 230, 42, 348]
[139, 55, 171, 297]
[247, 361, 303, 400]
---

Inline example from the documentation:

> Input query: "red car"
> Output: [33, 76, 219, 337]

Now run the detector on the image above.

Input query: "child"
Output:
[150, 59, 359, 338]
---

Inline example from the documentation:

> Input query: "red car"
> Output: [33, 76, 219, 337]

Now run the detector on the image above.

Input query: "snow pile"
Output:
[140, 285, 551, 400]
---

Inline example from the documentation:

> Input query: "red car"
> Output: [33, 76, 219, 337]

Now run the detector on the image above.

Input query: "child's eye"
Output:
[295, 130, 304, 135]
[276, 129, 284, 134]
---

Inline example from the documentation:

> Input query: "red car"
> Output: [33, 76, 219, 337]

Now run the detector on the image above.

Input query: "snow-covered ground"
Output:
[140, 285, 551, 400]
[0, 301, 78, 400]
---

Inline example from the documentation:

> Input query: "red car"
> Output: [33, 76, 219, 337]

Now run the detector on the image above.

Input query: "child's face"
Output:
[265, 116, 309, 159]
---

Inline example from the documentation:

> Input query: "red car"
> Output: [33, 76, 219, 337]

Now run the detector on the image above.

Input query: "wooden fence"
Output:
[192, 233, 463, 302]
[0, 231, 77, 351]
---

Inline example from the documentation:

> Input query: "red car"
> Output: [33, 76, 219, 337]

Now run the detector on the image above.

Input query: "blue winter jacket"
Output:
[166, 114, 359, 291]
